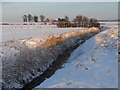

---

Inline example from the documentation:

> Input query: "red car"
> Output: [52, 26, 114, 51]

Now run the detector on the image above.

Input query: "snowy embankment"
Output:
[1, 27, 99, 88]
[36, 26, 118, 88]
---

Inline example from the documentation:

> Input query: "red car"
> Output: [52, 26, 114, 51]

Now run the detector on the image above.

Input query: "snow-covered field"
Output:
[36, 25, 118, 88]
[99, 21, 118, 25]
[0, 24, 118, 88]
[1, 25, 85, 42]
[1, 22, 118, 42]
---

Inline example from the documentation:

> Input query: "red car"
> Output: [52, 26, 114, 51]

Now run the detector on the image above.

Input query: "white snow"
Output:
[1, 26, 99, 88]
[1, 25, 85, 42]
[1, 24, 117, 88]
[36, 25, 118, 88]
[99, 22, 118, 25]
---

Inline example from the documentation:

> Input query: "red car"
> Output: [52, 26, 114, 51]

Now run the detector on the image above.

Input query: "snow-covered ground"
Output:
[1, 25, 85, 42]
[99, 21, 118, 25]
[1, 26, 99, 88]
[1, 21, 118, 42]
[36, 25, 118, 88]
[0, 24, 118, 88]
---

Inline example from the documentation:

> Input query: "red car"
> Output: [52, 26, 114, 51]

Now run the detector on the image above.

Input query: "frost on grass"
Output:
[37, 26, 118, 88]
[1, 28, 99, 88]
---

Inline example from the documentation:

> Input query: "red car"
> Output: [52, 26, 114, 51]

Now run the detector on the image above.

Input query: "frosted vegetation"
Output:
[1, 27, 99, 88]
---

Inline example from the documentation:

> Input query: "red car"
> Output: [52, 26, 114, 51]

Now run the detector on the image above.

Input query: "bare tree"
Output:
[64, 16, 69, 21]
[82, 16, 89, 27]
[75, 16, 82, 23]
[34, 16, 38, 22]
[22, 15, 27, 22]
[58, 18, 61, 22]
[40, 15, 45, 22]
[75, 15, 83, 27]
[75, 15, 90, 27]
[28, 14, 33, 22]
[89, 18, 100, 27]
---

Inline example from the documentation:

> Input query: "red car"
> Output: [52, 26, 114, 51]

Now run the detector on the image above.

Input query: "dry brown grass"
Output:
[41, 35, 64, 48]
[0, 40, 16, 47]
[41, 27, 99, 48]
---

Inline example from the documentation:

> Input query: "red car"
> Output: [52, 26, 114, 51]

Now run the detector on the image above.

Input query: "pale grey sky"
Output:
[2, 2, 118, 22]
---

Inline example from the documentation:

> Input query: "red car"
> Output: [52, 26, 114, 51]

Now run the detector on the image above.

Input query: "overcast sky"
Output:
[1, 2, 118, 22]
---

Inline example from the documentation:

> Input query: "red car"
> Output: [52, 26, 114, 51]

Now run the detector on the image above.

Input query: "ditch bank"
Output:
[1, 27, 99, 89]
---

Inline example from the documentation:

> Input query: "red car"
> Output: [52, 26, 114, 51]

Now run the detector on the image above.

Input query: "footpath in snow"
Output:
[36, 26, 118, 88]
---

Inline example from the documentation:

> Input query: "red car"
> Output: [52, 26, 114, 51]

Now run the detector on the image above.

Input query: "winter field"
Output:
[1, 21, 118, 42]
[36, 25, 118, 88]
[0, 22, 119, 89]
[1, 25, 85, 43]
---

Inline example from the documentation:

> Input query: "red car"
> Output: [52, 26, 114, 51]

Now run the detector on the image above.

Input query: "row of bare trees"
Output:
[22, 14, 100, 28]
[22, 14, 45, 22]
[57, 15, 100, 28]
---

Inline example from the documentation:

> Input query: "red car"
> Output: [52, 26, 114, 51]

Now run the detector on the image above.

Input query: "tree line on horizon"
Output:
[22, 14, 100, 28]
[57, 16, 100, 28]
[23, 14, 45, 22]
